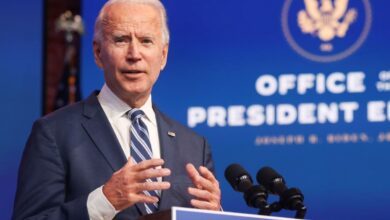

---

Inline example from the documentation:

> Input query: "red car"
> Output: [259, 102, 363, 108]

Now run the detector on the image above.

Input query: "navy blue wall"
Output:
[0, 1, 42, 219]
[2, 1, 390, 219]
[81, 1, 390, 219]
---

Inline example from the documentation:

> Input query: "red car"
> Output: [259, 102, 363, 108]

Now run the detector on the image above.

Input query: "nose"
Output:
[126, 41, 142, 62]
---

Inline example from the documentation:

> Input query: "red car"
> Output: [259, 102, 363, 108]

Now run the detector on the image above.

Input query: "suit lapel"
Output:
[82, 93, 148, 216]
[154, 106, 178, 210]
[81, 92, 128, 172]
[84, 92, 153, 215]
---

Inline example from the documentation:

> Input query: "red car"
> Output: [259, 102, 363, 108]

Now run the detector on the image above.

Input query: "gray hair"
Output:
[94, 0, 170, 45]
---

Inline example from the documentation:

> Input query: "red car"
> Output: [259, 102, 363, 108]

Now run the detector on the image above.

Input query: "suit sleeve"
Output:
[202, 138, 215, 174]
[12, 120, 89, 220]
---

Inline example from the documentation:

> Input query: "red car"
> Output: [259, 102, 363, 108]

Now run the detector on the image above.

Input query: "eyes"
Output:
[112, 35, 155, 46]
[141, 38, 153, 44]
[113, 36, 127, 44]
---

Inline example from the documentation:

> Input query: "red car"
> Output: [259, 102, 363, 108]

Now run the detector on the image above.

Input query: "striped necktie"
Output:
[128, 109, 159, 214]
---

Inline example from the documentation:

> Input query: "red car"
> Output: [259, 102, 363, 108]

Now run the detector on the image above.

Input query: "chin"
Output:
[123, 86, 150, 97]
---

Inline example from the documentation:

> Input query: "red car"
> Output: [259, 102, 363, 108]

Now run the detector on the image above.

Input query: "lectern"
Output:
[138, 207, 296, 220]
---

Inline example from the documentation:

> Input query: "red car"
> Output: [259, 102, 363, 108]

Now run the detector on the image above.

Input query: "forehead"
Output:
[102, 3, 162, 34]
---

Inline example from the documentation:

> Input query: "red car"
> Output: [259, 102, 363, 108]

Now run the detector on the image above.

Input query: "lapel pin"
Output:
[168, 131, 176, 137]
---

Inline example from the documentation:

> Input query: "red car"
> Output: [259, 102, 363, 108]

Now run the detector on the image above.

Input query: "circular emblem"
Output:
[282, 0, 372, 62]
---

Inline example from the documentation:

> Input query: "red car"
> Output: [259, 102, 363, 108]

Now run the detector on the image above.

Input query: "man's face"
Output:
[93, 3, 168, 106]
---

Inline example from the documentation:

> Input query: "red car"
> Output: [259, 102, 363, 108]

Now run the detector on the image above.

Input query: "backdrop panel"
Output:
[81, 1, 390, 219]
[0, 1, 43, 219]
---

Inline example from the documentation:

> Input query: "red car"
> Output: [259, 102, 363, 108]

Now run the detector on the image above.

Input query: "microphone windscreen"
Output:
[257, 166, 284, 193]
[225, 163, 253, 192]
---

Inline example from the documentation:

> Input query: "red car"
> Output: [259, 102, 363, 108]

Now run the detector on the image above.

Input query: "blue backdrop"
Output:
[1, 0, 389, 219]
[0, 1, 42, 219]
[80, 1, 390, 219]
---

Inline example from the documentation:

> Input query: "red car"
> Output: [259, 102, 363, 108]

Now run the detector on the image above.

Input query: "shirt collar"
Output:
[98, 84, 156, 126]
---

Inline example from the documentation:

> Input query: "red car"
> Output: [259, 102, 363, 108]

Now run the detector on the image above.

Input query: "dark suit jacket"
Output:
[12, 92, 214, 220]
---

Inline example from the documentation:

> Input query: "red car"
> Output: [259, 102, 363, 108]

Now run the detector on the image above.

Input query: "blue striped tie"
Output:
[128, 109, 159, 214]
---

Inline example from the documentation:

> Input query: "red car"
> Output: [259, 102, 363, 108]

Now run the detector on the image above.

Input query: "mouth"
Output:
[121, 69, 145, 74]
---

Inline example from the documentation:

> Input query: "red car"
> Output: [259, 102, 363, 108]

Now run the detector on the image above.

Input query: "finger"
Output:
[186, 163, 199, 179]
[188, 187, 215, 201]
[130, 193, 159, 204]
[199, 166, 219, 186]
[190, 199, 220, 211]
[191, 174, 216, 193]
[122, 157, 135, 170]
[133, 159, 165, 171]
[186, 163, 202, 188]
[106, 191, 159, 211]
[135, 167, 171, 181]
[133, 181, 171, 193]
[198, 166, 220, 194]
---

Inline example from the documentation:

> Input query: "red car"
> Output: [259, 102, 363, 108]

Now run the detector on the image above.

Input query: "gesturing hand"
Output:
[103, 158, 171, 211]
[186, 163, 221, 211]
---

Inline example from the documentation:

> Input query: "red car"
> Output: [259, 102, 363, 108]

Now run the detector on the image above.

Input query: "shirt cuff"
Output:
[87, 186, 119, 220]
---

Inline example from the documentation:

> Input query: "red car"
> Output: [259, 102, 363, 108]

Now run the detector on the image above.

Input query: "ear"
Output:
[93, 40, 103, 69]
[160, 44, 169, 70]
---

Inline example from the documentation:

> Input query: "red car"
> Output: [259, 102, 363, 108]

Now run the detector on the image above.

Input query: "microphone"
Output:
[225, 164, 270, 214]
[256, 166, 287, 195]
[225, 163, 253, 192]
[257, 166, 307, 219]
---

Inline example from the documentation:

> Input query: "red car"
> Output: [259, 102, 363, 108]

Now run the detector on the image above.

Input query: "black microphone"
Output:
[225, 163, 253, 192]
[225, 164, 270, 214]
[257, 166, 307, 219]
[256, 166, 287, 195]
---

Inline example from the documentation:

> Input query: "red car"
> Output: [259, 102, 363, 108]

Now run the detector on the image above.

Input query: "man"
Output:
[12, 0, 221, 219]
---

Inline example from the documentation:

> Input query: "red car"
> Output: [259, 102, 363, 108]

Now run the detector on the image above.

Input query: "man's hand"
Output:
[103, 158, 171, 211]
[186, 163, 221, 211]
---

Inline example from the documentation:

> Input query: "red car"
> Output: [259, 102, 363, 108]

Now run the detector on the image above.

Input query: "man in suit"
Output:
[12, 0, 221, 219]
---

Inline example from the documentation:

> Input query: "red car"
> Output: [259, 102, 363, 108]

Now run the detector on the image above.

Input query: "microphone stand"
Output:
[244, 185, 272, 216]
[294, 206, 307, 219]
[280, 187, 307, 219]
[256, 187, 307, 219]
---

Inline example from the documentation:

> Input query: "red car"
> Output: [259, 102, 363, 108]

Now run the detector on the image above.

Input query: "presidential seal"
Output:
[282, 0, 372, 62]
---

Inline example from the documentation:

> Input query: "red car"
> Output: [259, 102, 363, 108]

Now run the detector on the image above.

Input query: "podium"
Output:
[138, 207, 296, 220]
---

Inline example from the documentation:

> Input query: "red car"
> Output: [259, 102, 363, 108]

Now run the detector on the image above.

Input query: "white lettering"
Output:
[188, 102, 362, 127]
[279, 74, 296, 95]
[367, 101, 386, 122]
[327, 72, 345, 94]
[339, 102, 359, 123]
[207, 106, 226, 127]
[347, 71, 366, 93]
[266, 105, 275, 125]
[298, 103, 316, 124]
[228, 106, 246, 126]
[247, 105, 265, 126]
[255, 71, 366, 96]
[317, 103, 338, 123]
[316, 73, 326, 94]
[277, 104, 297, 125]
[188, 107, 206, 128]
[297, 74, 315, 94]
[256, 75, 277, 96]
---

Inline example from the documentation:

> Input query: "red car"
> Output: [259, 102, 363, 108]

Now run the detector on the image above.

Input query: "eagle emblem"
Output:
[298, 0, 357, 46]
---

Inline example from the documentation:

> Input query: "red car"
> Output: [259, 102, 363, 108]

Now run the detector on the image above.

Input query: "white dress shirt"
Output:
[87, 84, 161, 220]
